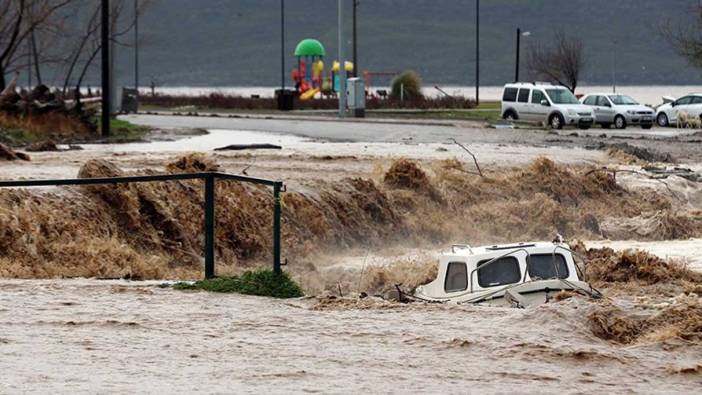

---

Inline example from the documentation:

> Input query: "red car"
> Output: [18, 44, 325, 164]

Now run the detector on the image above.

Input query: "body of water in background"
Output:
[143, 85, 702, 106]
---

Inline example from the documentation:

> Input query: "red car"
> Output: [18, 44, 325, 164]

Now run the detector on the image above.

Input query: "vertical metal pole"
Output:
[134, 0, 139, 90]
[101, 0, 110, 137]
[515, 27, 520, 83]
[27, 36, 31, 88]
[352, 0, 358, 78]
[612, 40, 616, 94]
[204, 175, 216, 279]
[273, 183, 282, 274]
[338, 0, 346, 118]
[281, 0, 285, 90]
[475, 0, 479, 104]
[31, 27, 41, 85]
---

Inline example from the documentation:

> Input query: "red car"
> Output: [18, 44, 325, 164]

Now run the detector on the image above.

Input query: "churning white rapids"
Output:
[0, 279, 699, 394]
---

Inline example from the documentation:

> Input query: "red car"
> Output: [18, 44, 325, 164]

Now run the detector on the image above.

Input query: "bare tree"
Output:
[61, 0, 149, 99]
[526, 31, 585, 93]
[660, 5, 702, 69]
[0, 0, 73, 90]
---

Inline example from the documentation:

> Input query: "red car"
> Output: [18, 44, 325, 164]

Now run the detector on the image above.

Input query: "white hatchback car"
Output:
[580, 93, 654, 129]
[501, 83, 594, 129]
[655, 93, 702, 127]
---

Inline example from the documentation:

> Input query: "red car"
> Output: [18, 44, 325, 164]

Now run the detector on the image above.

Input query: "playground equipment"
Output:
[292, 38, 354, 100]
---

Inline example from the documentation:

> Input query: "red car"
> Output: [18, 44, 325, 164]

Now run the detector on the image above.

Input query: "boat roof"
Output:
[445, 241, 566, 257]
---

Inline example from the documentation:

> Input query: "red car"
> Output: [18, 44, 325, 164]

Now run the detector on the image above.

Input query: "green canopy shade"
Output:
[294, 39, 325, 57]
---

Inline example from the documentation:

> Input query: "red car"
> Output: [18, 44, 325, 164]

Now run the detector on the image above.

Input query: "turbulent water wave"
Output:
[1, 155, 701, 290]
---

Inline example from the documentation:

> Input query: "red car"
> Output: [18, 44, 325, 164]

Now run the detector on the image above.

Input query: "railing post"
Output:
[273, 183, 282, 274]
[204, 174, 216, 279]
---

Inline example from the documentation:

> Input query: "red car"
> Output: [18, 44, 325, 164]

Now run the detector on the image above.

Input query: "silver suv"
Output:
[580, 93, 654, 129]
[501, 83, 594, 129]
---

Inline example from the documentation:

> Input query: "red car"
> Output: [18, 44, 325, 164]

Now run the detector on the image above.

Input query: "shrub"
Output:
[173, 269, 304, 298]
[391, 70, 423, 100]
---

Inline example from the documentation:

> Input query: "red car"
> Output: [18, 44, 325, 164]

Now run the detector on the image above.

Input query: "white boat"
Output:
[413, 241, 600, 307]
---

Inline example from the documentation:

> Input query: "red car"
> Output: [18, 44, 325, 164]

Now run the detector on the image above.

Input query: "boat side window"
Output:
[517, 88, 530, 103]
[444, 262, 468, 293]
[503, 87, 518, 102]
[531, 90, 544, 104]
[477, 257, 521, 288]
[527, 254, 569, 280]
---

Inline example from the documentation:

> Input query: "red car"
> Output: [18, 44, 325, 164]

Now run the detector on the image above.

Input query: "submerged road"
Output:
[122, 113, 701, 162]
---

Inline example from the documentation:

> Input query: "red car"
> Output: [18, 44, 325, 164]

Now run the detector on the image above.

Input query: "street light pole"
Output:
[475, 0, 480, 104]
[281, 0, 285, 90]
[338, 0, 346, 118]
[352, 0, 358, 78]
[612, 40, 617, 93]
[515, 27, 521, 82]
[134, 0, 139, 90]
[515, 29, 531, 83]
[101, 0, 110, 137]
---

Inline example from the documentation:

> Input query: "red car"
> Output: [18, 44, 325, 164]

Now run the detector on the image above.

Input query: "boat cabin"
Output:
[415, 242, 584, 304]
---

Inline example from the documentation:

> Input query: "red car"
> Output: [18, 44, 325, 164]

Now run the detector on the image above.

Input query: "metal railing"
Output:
[0, 172, 285, 279]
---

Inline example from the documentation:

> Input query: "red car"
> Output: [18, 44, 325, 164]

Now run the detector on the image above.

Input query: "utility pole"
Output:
[338, 0, 346, 118]
[281, 0, 285, 90]
[101, 0, 110, 137]
[475, 0, 479, 104]
[134, 0, 139, 90]
[352, 0, 358, 78]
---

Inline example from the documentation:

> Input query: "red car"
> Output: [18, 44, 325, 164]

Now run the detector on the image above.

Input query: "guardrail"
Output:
[0, 172, 285, 279]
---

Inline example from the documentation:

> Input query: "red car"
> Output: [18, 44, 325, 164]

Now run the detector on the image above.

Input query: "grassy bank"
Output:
[141, 100, 501, 123]
[97, 118, 152, 143]
[174, 270, 304, 298]
[0, 116, 151, 146]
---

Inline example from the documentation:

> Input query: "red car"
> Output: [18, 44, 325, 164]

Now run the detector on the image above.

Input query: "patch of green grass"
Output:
[173, 269, 304, 298]
[476, 101, 501, 110]
[0, 127, 40, 146]
[95, 117, 152, 142]
[368, 109, 501, 123]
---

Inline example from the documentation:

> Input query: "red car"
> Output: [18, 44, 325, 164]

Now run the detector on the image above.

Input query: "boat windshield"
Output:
[545, 89, 579, 104]
[527, 254, 569, 280]
[608, 95, 638, 105]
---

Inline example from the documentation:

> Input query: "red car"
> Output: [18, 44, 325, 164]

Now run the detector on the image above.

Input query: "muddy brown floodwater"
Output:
[1, 117, 702, 393]
[0, 280, 700, 394]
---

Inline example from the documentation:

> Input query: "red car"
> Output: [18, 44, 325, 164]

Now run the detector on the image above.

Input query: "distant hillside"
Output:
[102, 0, 702, 87]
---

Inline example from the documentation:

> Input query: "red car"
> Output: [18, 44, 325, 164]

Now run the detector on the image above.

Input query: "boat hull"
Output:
[415, 279, 595, 307]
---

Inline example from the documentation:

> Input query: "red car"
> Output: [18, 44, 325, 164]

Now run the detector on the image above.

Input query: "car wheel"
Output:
[549, 113, 564, 130]
[503, 110, 517, 121]
[614, 115, 627, 129]
[657, 112, 669, 127]
[601, 123, 612, 129]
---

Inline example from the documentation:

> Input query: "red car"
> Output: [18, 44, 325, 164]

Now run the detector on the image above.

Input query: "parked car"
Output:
[579, 93, 654, 129]
[655, 93, 702, 127]
[501, 83, 594, 129]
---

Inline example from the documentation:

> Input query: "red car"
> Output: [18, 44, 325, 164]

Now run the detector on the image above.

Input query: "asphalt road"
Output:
[123, 113, 701, 162]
